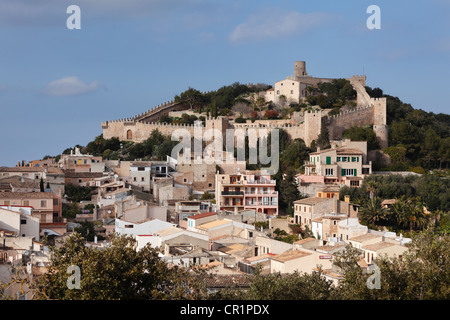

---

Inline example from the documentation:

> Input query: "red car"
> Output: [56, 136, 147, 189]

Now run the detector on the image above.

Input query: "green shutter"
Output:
[326, 156, 331, 165]
[341, 169, 345, 177]
[354, 169, 357, 176]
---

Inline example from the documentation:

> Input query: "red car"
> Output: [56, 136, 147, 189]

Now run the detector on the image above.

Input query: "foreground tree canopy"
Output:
[30, 233, 207, 300]
[18, 228, 449, 300]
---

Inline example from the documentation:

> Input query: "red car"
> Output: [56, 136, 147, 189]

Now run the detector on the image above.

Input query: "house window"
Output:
[342, 169, 355, 177]
[350, 180, 360, 187]
[21, 219, 27, 225]
[325, 168, 334, 176]
[138, 167, 145, 171]
[124, 224, 134, 228]
[23, 200, 29, 206]
[133, 177, 137, 182]
[40, 200, 47, 207]
[141, 177, 145, 182]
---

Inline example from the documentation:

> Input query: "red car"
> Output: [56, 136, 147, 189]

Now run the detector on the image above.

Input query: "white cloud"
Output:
[43, 76, 103, 96]
[229, 8, 330, 44]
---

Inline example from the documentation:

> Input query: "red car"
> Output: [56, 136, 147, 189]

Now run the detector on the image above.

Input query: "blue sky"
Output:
[0, 0, 449, 167]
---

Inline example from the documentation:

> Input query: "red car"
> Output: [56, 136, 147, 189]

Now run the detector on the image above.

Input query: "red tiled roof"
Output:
[188, 212, 216, 220]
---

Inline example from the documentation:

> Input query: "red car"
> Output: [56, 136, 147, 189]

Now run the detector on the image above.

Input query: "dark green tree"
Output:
[30, 233, 208, 300]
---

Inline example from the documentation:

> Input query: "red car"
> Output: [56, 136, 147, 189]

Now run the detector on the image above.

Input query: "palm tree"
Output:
[359, 197, 388, 228]
[393, 196, 428, 233]
[366, 180, 377, 199]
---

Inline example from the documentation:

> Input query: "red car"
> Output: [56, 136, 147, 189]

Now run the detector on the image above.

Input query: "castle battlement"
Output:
[326, 104, 373, 120]
[101, 61, 387, 149]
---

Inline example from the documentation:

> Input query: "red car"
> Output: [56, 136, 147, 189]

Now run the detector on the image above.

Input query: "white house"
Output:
[0, 207, 40, 240]
[135, 227, 209, 251]
[115, 218, 175, 238]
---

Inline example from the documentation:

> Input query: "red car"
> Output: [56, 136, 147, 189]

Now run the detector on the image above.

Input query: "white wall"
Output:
[115, 218, 175, 238]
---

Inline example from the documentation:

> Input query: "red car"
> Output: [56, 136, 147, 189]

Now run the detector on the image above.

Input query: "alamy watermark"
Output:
[170, 121, 280, 175]
[366, 264, 381, 289]
[367, 5, 381, 30]
[67, 265, 81, 289]
[66, 5, 81, 30]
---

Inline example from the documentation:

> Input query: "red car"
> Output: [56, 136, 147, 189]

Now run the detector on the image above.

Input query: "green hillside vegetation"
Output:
[367, 86, 450, 171]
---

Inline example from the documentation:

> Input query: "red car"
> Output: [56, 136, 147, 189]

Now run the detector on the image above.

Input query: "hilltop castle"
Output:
[102, 61, 388, 149]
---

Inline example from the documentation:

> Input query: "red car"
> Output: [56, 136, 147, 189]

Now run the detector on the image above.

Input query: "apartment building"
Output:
[215, 170, 278, 216]
[301, 140, 372, 187]
[293, 193, 358, 230]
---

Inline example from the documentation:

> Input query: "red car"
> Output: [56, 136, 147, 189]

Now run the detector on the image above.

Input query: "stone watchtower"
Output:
[372, 97, 389, 149]
[294, 61, 308, 77]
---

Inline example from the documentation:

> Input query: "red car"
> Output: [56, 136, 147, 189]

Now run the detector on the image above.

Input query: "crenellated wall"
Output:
[101, 73, 387, 149]
[324, 105, 375, 139]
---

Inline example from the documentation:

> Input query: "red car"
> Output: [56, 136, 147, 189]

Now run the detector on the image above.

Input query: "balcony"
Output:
[246, 179, 276, 185]
[245, 190, 278, 195]
[245, 201, 278, 207]
[221, 191, 244, 196]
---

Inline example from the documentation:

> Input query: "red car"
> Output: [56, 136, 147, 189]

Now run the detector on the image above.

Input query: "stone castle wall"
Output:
[101, 73, 387, 149]
[324, 105, 375, 140]
[102, 120, 197, 142]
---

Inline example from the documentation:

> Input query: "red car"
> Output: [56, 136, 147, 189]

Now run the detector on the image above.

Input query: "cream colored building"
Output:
[264, 61, 335, 106]
[270, 248, 334, 274]
[303, 141, 372, 187]
[348, 233, 383, 250]
[362, 241, 408, 264]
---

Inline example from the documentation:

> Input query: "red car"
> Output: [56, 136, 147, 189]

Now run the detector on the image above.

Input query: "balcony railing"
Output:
[245, 191, 278, 195]
[246, 179, 276, 185]
[222, 191, 244, 196]
[245, 202, 278, 206]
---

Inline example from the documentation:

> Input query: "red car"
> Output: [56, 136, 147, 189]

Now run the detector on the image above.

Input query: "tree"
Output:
[330, 245, 372, 300]
[175, 87, 204, 110]
[74, 221, 96, 241]
[279, 168, 300, 215]
[316, 126, 331, 150]
[243, 269, 334, 300]
[397, 197, 428, 233]
[343, 126, 380, 151]
[277, 95, 287, 110]
[366, 180, 377, 199]
[64, 184, 92, 202]
[375, 228, 450, 300]
[30, 233, 208, 300]
[264, 110, 279, 119]
[40, 178, 45, 192]
[358, 197, 389, 228]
